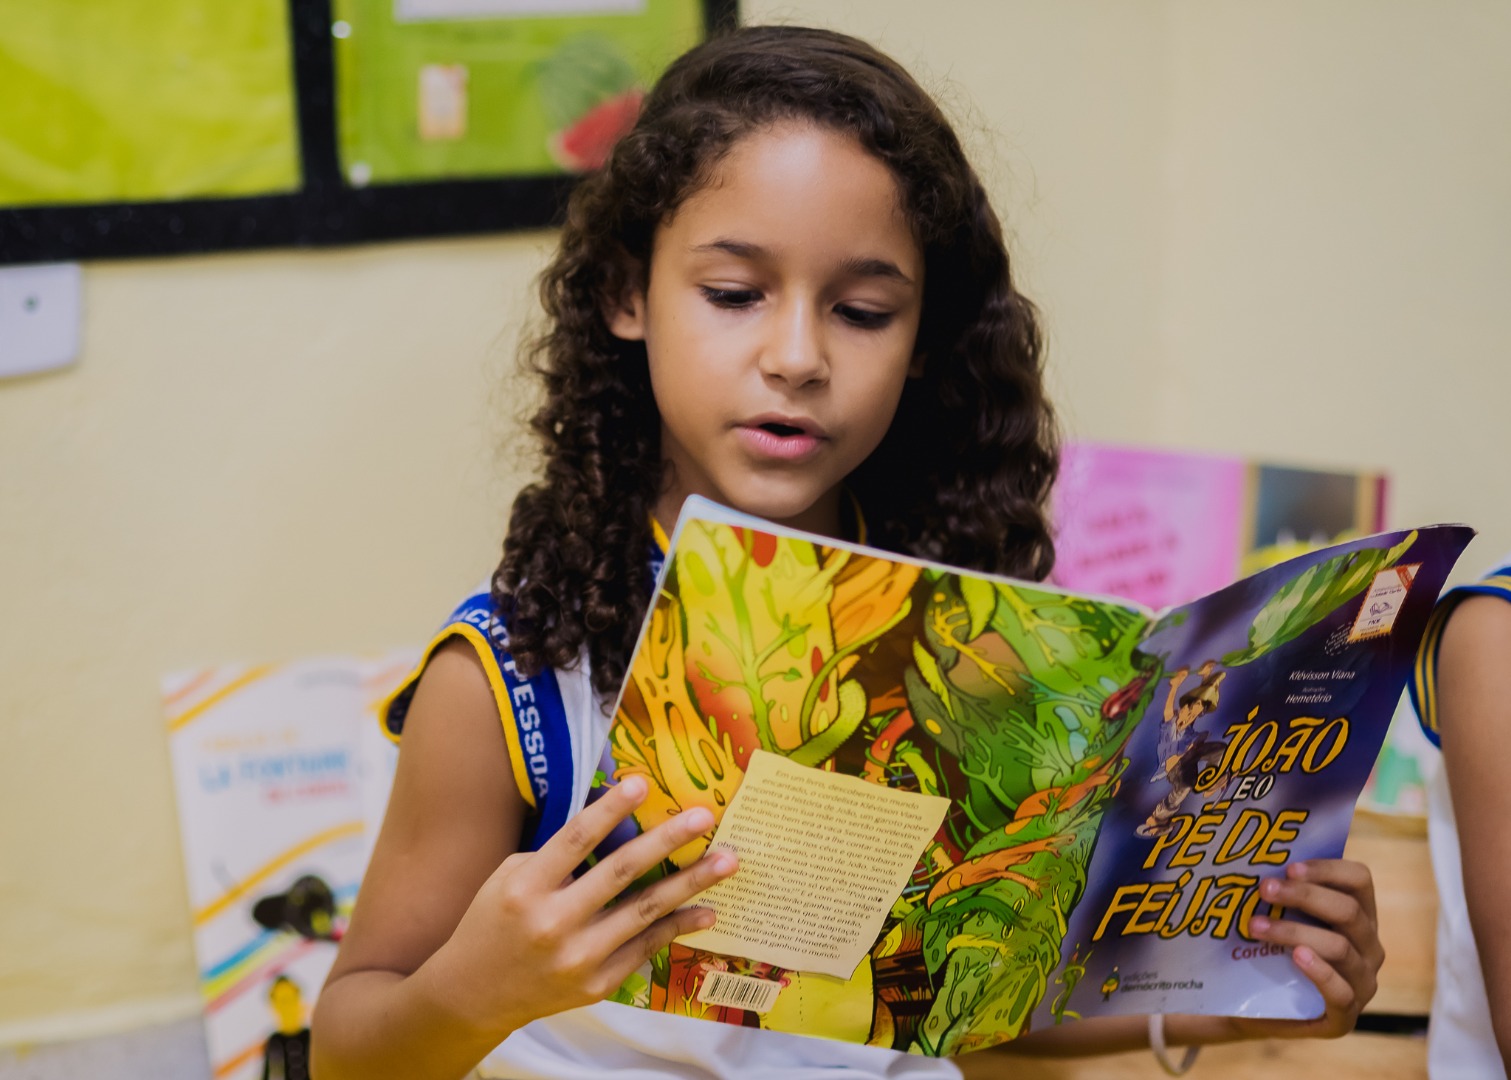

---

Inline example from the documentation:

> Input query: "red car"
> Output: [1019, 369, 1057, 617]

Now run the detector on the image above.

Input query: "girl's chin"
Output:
[658, 477, 845, 536]
[724, 488, 845, 535]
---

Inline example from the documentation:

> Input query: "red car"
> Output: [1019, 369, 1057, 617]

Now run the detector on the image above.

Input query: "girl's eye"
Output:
[699, 286, 761, 309]
[835, 305, 893, 330]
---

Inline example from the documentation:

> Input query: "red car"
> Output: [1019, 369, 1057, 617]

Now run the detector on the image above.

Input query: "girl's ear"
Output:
[605, 287, 647, 341]
[603, 262, 648, 342]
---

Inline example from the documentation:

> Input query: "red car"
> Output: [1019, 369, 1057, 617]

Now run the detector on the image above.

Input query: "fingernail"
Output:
[1289, 861, 1308, 879]
[1250, 915, 1271, 933]
[696, 908, 716, 929]
[1261, 878, 1282, 899]
[711, 853, 737, 875]
[620, 776, 647, 801]
[1294, 945, 1314, 967]
[682, 806, 713, 832]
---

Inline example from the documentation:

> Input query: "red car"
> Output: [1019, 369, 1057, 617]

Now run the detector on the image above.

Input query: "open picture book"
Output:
[590, 496, 1472, 1057]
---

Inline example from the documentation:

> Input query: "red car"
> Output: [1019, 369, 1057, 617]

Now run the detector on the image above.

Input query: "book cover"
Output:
[592, 497, 1470, 1056]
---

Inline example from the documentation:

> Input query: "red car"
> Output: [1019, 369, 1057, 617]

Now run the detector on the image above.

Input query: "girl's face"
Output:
[609, 121, 925, 537]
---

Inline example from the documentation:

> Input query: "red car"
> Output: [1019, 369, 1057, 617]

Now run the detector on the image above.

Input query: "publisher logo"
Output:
[1109, 968, 1205, 994]
[1349, 564, 1419, 642]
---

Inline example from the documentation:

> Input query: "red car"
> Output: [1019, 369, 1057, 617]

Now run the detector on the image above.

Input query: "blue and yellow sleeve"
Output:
[376, 585, 577, 849]
[1409, 560, 1511, 747]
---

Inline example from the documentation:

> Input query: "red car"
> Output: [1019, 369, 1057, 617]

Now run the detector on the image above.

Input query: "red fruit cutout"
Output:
[551, 89, 643, 172]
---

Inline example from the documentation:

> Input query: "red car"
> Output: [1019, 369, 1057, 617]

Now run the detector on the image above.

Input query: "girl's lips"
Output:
[736, 424, 825, 461]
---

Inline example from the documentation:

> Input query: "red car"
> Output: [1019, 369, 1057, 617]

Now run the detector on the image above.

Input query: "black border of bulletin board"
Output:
[0, 0, 738, 265]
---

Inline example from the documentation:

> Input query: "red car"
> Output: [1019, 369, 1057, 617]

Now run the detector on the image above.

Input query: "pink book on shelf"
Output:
[1051, 444, 1248, 610]
[1051, 442, 1388, 610]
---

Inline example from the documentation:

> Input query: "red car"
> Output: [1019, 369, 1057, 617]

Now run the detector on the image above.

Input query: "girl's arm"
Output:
[310, 639, 736, 1080]
[1006, 858, 1383, 1056]
[1435, 594, 1511, 1068]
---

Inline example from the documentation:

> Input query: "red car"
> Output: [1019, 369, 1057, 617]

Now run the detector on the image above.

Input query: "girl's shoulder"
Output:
[379, 580, 520, 738]
[378, 579, 595, 849]
[1409, 550, 1511, 745]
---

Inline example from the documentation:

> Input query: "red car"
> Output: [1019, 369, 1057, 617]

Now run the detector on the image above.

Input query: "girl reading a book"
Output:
[312, 25, 1385, 1079]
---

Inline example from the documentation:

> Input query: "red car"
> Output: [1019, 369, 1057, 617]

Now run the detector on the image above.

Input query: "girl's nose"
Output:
[758, 301, 829, 387]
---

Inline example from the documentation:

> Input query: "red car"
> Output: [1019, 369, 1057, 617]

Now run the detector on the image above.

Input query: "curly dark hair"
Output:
[496, 24, 1059, 697]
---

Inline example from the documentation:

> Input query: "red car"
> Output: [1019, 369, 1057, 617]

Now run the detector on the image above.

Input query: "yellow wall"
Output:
[0, 237, 554, 1038]
[2, 0, 1508, 1043]
[1159, 1, 1511, 537]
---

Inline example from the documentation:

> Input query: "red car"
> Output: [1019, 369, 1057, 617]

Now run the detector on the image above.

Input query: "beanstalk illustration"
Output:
[900, 575, 1151, 1053]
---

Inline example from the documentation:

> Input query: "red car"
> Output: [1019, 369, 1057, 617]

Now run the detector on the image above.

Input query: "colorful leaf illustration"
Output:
[614, 590, 742, 868]
[1222, 531, 1417, 666]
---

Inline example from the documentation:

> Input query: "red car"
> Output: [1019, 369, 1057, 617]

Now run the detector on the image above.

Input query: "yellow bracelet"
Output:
[1148, 1013, 1201, 1077]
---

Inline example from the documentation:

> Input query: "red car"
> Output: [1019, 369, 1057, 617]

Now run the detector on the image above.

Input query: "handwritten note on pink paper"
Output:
[1050, 444, 1247, 610]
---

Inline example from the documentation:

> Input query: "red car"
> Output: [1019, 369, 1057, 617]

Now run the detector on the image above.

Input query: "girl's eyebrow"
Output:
[690, 239, 915, 286]
[837, 255, 915, 287]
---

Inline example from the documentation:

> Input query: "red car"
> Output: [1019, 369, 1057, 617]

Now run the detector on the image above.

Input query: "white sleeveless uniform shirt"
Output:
[1423, 759, 1505, 1079]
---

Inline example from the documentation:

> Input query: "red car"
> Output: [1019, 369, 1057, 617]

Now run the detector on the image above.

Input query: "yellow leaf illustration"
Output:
[614, 592, 743, 868]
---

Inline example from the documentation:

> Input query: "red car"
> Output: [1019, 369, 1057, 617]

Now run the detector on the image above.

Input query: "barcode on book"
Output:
[697, 970, 783, 1013]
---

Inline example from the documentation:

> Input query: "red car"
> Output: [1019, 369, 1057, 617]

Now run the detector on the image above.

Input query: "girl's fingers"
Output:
[1291, 944, 1370, 1023]
[598, 904, 722, 992]
[1235, 862, 1383, 1040]
[570, 802, 719, 912]
[1260, 874, 1376, 955]
[1287, 859, 1378, 924]
[524, 776, 652, 889]
[589, 848, 738, 953]
[1250, 915, 1359, 974]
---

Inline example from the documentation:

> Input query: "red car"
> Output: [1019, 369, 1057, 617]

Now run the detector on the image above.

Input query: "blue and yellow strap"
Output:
[1410, 565, 1511, 747]
[377, 586, 575, 851]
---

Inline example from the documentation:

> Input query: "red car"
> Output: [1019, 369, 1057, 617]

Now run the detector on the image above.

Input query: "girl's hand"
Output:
[1007, 858, 1383, 1058]
[422, 775, 737, 1039]
[1229, 858, 1383, 1040]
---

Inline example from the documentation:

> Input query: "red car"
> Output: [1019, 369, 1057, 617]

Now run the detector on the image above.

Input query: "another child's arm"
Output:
[1005, 857, 1383, 1056]
[1434, 593, 1511, 1067]
[310, 640, 736, 1080]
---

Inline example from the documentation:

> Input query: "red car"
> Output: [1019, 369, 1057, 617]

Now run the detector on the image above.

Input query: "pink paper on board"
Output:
[1050, 444, 1247, 609]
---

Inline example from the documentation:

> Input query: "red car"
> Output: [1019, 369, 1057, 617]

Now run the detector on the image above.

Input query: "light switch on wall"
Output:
[0, 263, 83, 380]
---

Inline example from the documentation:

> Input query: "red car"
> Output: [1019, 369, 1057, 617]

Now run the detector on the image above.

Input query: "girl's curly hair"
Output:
[496, 24, 1059, 697]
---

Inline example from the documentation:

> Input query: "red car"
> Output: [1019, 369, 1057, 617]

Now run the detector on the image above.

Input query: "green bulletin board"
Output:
[333, 0, 705, 184]
[0, 0, 300, 207]
[0, 0, 733, 263]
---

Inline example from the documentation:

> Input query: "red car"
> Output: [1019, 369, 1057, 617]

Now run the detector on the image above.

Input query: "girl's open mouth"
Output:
[738, 421, 825, 461]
